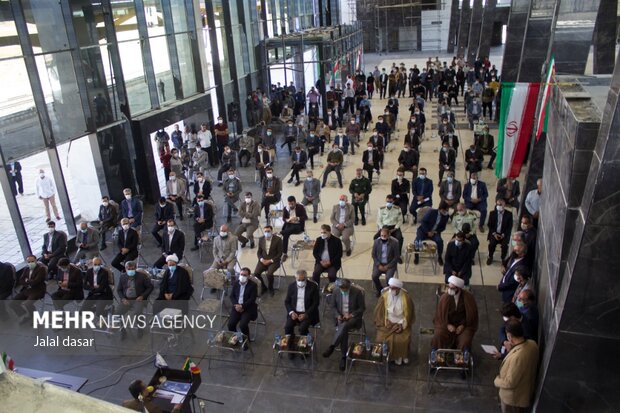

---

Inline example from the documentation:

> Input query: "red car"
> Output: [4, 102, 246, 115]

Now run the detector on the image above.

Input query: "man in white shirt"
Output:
[197, 122, 214, 167]
[35, 169, 61, 222]
[525, 178, 542, 226]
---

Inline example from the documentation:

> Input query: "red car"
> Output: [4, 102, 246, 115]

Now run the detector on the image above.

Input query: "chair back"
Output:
[179, 263, 193, 284]
[249, 275, 262, 296]
[106, 268, 115, 287]
[202, 268, 225, 290]
[136, 268, 151, 281]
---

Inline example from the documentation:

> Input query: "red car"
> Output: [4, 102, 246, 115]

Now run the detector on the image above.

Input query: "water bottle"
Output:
[365, 337, 371, 352]
[225, 270, 231, 281]
[463, 350, 470, 365]
[275, 334, 281, 347]
[430, 349, 437, 364]
[382, 342, 388, 357]
[303, 233, 310, 243]
[307, 333, 313, 348]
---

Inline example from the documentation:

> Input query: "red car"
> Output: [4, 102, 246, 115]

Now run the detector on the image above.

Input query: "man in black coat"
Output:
[487, 198, 513, 265]
[443, 232, 473, 285]
[498, 243, 527, 303]
[81, 257, 113, 318]
[153, 255, 194, 315]
[111, 218, 139, 273]
[151, 197, 175, 247]
[190, 195, 214, 250]
[311, 225, 343, 286]
[41, 220, 67, 279]
[153, 219, 185, 269]
[227, 267, 258, 340]
[284, 270, 320, 345]
[51, 258, 84, 310]
[6, 157, 23, 196]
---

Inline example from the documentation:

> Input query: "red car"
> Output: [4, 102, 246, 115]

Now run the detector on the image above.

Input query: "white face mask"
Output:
[122, 224, 130, 230]
[497, 205, 504, 212]
[228, 174, 235, 179]
[397, 176, 403, 181]
[102, 201, 109, 207]
[390, 289, 399, 296]
[125, 194, 132, 200]
[245, 198, 252, 204]
[170, 176, 176, 181]
[167, 226, 175, 232]
[502, 316, 509, 322]
[48, 228, 55, 234]
[39, 173, 45, 178]
[219, 231, 228, 238]
[264, 232, 272, 239]
[239, 275, 248, 284]
[447, 288, 457, 296]
[521, 224, 528, 231]
[296, 280, 306, 288]
[457, 210, 465, 216]
[266, 173, 273, 179]
[514, 274, 521, 283]
[321, 233, 329, 240]
[470, 179, 477, 185]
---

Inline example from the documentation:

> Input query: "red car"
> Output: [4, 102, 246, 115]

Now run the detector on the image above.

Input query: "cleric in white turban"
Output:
[152, 253, 194, 316]
[373, 277, 415, 365]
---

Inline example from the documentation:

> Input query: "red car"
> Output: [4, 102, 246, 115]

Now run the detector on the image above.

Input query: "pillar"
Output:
[478, 0, 497, 59]
[456, 0, 471, 58]
[447, 0, 460, 53]
[592, 0, 617, 74]
[466, 0, 483, 64]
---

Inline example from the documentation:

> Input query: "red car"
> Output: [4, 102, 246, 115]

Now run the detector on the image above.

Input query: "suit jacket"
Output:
[333, 135, 350, 152]
[238, 200, 261, 226]
[256, 235, 283, 265]
[283, 204, 308, 230]
[255, 150, 271, 168]
[285, 280, 320, 325]
[117, 228, 139, 253]
[222, 177, 242, 201]
[463, 181, 489, 209]
[391, 178, 410, 200]
[6, 161, 22, 178]
[17, 263, 47, 298]
[193, 179, 212, 198]
[465, 148, 484, 164]
[0, 262, 14, 298]
[117, 271, 153, 300]
[312, 235, 343, 270]
[121, 197, 143, 225]
[154, 202, 175, 223]
[166, 178, 187, 200]
[362, 148, 380, 166]
[302, 178, 321, 199]
[261, 176, 282, 198]
[398, 149, 419, 168]
[498, 255, 525, 302]
[419, 209, 449, 234]
[98, 204, 117, 226]
[158, 266, 193, 300]
[444, 240, 472, 279]
[494, 339, 539, 408]
[439, 179, 462, 203]
[291, 150, 308, 167]
[230, 280, 258, 320]
[75, 227, 99, 250]
[332, 285, 365, 319]
[213, 234, 238, 263]
[55, 265, 84, 300]
[371, 236, 400, 268]
[162, 229, 185, 258]
[83, 267, 112, 298]
[193, 202, 214, 228]
[330, 204, 355, 229]
[439, 148, 456, 169]
[42, 230, 67, 257]
[412, 177, 434, 200]
[487, 210, 513, 242]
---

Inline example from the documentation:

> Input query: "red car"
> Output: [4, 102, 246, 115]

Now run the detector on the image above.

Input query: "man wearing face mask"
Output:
[281, 196, 308, 259]
[515, 289, 539, 342]
[261, 167, 282, 223]
[216, 145, 237, 185]
[300, 170, 322, 223]
[397, 144, 419, 180]
[253, 225, 283, 296]
[438, 142, 457, 184]
[323, 278, 366, 371]
[209, 224, 238, 274]
[238, 133, 255, 167]
[519, 216, 537, 262]
[281, 120, 297, 155]
[227, 267, 257, 343]
[10, 255, 47, 322]
[311, 225, 343, 286]
[51, 258, 84, 310]
[432, 275, 479, 351]
[98, 196, 118, 251]
[254, 144, 271, 182]
[193, 172, 212, 202]
[487, 198, 513, 265]
[166, 172, 187, 221]
[330, 195, 355, 256]
[235, 192, 261, 249]
[410, 168, 434, 224]
[439, 171, 462, 209]
[498, 243, 527, 303]
[287, 146, 307, 186]
[349, 168, 372, 226]
[413, 202, 450, 266]
[391, 168, 410, 222]
[305, 130, 320, 169]
[190, 195, 214, 251]
[322, 144, 344, 188]
[465, 144, 484, 173]
[362, 141, 380, 182]
[197, 122, 215, 166]
[153, 254, 194, 316]
[35, 169, 61, 222]
[333, 128, 350, 155]
[375, 195, 404, 263]
[116, 261, 153, 337]
[374, 278, 415, 366]
[452, 202, 478, 234]
[222, 168, 242, 223]
[41, 220, 67, 279]
[371, 227, 401, 296]
[345, 118, 361, 153]
[81, 257, 113, 319]
[214, 116, 229, 162]
[444, 232, 473, 285]
[284, 270, 320, 355]
[120, 188, 143, 228]
[73, 221, 100, 263]
[153, 219, 185, 270]
[151, 197, 175, 248]
[463, 172, 488, 232]
[111, 218, 139, 273]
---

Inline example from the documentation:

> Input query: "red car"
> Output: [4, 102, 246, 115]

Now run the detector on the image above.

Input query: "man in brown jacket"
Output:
[494, 319, 539, 413]
[253, 225, 283, 296]
[11, 255, 47, 321]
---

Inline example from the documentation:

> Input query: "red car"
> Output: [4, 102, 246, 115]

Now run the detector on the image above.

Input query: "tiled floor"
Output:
[0, 49, 516, 412]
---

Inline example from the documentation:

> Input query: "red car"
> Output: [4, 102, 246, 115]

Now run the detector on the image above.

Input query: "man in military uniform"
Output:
[348, 168, 372, 226]
[374, 194, 404, 263]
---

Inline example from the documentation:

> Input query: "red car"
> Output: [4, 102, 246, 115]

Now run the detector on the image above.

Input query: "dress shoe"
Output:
[240, 240, 247, 248]
[323, 345, 335, 358]
[321, 184, 326, 188]
[339, 184, 343, 188]
[414, 254, 419, 265]
[295, 181, 300, 186]
[339, 357, 346, 371]
[250, 242, 255, 249]
[486, 256, 493, 265]
[313, 216, 318, 223]
[361, 218, 366, 226]
[346, 250, 352, 257]
[354, 218, 359, 225]
[438, 256, 444, 266]
[282, 254, 288, 262]
[478, 226, 485, 233]
[287, 178, 293, 184]
[190, 246, 199, 251]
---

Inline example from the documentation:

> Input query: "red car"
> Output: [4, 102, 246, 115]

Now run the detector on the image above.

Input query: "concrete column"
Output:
[500, 0, 532, 82]
[456, 0, 471, 58]
[478, 0, 497, 59]
[447, 0, 460, 53]
[466, 0, 483, 64]
[592, 0, 617, 74]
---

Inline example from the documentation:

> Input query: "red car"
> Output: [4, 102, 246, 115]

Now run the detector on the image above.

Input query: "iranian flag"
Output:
[536, 57, 555, 140]
[330, 60, 340, 87]
[355, 49, 362, 71]
[495, 82, 541, 179]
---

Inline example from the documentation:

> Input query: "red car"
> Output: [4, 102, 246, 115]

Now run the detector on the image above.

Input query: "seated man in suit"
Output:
[111, 218, 140, 273]
[217, 145, 237, 185]
[153, 254, 194, 316]
[166, 171, 186, 221]
[409, 168, 433, 223]
[120, 188, 143, 228]
[51, 258, 84, 310]
[116, 261, 153, 338]
[465, 144, 484, 173]
[311, 225, 343, 287]
[281, 196, 308, 260]
[413, 201, 450, 266]
[10, 255, 47, 322]
[362, 141, 380, 182]
[375, 195, 404, 262]
[438, 141, 457, 183]
[190, 195, 214, 251]
[153, 219, 185, 270]
[463, 171, 489, 231]
[330, 194, 355, 256]
[397, 143, 419, 179]
[487, 198, 513, 265]
[371, 227, 401, 296]
[235, 192, 261, 249]
[193, 173, 212, 202]
[222, 168, 242, 222]
[73, 221, 100, 263]
[444, 232, 473, 285]
[253, 225, 283, 296]
[98, 196, 118, 251]
[255, 144, 272, 182]
[228, 267, 258, 343]
[288, 146, 308, 186]
[301, 170, 321, 223]
[333, 129, 350, 154]
[81, 257, 113, 319]
[209, 224, 238, 274]
[260, 167, 282, 222]
[439, 171, 462, 208]
[391, 168, 410, 222]
[321, 144, 344, 188]
[123, 380, 181, 413]
[432, 275, 478, 351]
[151, 197, 175, 247]
[323, 278, 366, 371]
[284, 269, 320, 358]
[41, 220, 67, 279]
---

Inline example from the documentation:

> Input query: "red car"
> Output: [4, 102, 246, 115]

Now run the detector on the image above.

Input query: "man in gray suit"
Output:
[301, 169, 321, 223]
[253, 225, 283, 296]
[371, 226, 400, 296]
[438, 171, 462, 209]
[235, 192, 261, 249]
[73, 221, 100, 263]
[330, 194, 355, 256]
[209, 224, 238, 274]
[323, 278, 366, 371]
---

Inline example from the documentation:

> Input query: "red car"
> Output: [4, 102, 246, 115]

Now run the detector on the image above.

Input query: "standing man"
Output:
[349, 168, 372, 226]
[36, 169, 61, 222]
[214, 116, 229, 163]
[379, 68, 388, 99]
[197, 122, 215, 167]
[6, 157, 23, 196]
[330, 194, 355, 256]
[487, 199, 513, 265]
